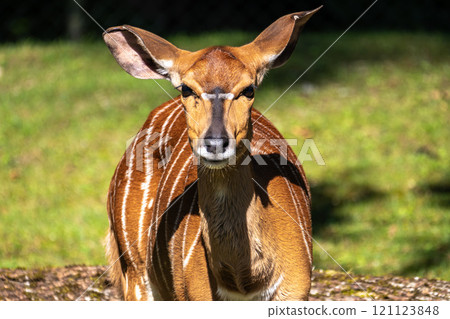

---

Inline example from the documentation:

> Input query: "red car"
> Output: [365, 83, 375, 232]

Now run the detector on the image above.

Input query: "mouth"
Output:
[195, 146, 236, 169]
[200, 158, 230, 169]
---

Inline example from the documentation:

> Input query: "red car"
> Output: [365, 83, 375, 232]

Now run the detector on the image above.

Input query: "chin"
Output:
[200, 158, 231, 170]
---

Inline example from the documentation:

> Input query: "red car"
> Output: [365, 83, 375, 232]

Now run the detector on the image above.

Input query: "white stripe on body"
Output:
[170, 156, 195, 263]
[120, 99, 179, 281]
[120, 125, 143, 271]
[163, 141, 192, 258]
[110, 153, 124, 226]
[254, 120, 308, 189]
[254, 136, 312, 264]
[138, 103, 183, 252]
[148, 127, 188, 258]
[152, 139, 190, 294]
[181, 188, 199, 271]
[264, 153, 312, 265]
[254, 121, 311, 218]
[252, 122, 312, 264]
[182, 218, 202, 269]
[135, 285, 142, 300]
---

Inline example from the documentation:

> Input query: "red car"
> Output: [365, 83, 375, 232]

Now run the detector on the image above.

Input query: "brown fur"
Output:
[106, 100, 312, 300]
[103, 8, 321, 300]
[104, 228, 123, 299]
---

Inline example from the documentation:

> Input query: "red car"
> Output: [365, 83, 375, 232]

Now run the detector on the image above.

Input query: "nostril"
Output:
[205, 143, 216, 154]
[204, 137, 228, 154]
[222, 137, 229, 149]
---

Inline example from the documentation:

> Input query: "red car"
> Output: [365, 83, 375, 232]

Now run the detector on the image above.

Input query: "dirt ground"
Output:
[0, 266, 448, 301]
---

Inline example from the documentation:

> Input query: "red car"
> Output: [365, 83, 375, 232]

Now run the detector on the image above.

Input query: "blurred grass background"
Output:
[0, 30, 449, 279]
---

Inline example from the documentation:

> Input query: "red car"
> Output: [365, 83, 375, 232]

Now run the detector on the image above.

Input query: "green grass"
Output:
[0, 31, 449, 279]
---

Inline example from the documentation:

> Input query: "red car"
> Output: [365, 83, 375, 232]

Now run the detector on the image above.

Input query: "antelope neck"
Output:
[197, 160, 255, 221]
[197, 153, 270, 295]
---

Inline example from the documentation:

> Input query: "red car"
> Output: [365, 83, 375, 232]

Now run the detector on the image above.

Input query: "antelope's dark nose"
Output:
[203, 136, 229, 155]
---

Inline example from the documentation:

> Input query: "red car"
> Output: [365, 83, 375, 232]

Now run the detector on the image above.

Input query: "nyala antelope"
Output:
[104, 7, 320, 301]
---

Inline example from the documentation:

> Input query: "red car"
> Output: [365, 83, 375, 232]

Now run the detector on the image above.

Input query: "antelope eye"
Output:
[181, 84, 194, 98]
[240, 86, 255, 99]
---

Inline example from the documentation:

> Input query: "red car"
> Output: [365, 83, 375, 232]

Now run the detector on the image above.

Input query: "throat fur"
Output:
[197, 164, 275, 297]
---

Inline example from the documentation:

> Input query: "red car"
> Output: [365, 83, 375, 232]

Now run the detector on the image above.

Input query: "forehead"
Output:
[181, 47, 253, 92]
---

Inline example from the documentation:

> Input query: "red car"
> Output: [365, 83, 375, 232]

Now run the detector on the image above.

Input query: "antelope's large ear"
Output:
[103, 25, 186, 85]
[240, 6, 321, 83]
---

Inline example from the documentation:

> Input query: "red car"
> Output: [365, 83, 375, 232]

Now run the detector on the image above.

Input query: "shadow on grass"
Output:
[421, 180, 450, 209]
[310, 170, 386, 236]
[400, 240, 450, 278]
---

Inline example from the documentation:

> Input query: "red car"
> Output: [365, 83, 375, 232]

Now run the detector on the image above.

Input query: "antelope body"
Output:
[104, 8, 320, 301]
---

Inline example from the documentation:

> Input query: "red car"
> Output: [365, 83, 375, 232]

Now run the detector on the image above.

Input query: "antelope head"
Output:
[103, 7, 320, 169]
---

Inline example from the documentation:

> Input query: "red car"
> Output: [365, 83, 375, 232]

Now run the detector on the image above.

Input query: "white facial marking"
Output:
[197, 144, 236, 161]
[201, 93, 235, 100]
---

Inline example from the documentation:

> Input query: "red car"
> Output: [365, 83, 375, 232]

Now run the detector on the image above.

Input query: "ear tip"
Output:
[311, 5, 324, 13]
[292, 5, 323, 21]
